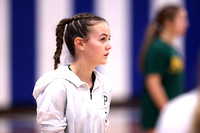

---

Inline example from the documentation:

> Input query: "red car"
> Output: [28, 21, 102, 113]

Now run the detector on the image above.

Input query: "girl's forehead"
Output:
[176, 8, 187, 17]
[89, 22, 110, 36]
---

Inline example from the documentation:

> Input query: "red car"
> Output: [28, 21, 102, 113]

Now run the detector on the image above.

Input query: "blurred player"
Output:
[139, 5, 188, 133]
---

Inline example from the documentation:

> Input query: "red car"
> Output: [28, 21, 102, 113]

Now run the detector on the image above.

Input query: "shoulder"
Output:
[39, 79, 68, 101]
[149, 38, 169, 53]
[146, 39, 171, 62]
[47, 79, 68, 91]
[39, 79, 68, 106]
[33, 67, 70, 99]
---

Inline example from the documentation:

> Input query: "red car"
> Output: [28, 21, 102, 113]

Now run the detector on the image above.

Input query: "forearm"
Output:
[146, 74, 168, 111]
[148, 85, 168, 110]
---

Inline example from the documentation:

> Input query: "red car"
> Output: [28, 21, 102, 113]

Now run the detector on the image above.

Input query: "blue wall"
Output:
[132, 0, 149, 98]
[185, 0, 200, 91]
[11, 0, 36, 106]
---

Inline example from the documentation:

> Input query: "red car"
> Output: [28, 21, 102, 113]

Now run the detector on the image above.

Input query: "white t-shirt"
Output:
[33, 65, 112, 133]
[156, 89, 199, 133]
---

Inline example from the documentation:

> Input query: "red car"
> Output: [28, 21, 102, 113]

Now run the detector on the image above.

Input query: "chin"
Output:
[178, 29, 187, 35]
[98, 61, 107, 66]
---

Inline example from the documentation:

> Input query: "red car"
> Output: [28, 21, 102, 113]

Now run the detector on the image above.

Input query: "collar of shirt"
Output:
[57, 65, 103, 90]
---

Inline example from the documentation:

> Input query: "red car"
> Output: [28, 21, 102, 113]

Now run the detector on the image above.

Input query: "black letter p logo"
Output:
[102, 92, 109, 108]
[103, 95, 108, 105]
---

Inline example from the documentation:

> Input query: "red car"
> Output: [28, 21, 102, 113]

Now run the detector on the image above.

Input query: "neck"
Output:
[160, 28, 174, 45]
[70, 57, 95, 87]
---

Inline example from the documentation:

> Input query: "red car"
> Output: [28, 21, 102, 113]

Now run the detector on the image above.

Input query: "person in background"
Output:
[33, 13, 112, 133]
[139, 5, 189, 133]
[156, 54, 200, 133]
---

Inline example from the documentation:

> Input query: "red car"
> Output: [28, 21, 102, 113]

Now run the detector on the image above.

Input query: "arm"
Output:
[145, 44, 169, 110]
[146, 74, 168, 111]
[36, 79, 67, 133]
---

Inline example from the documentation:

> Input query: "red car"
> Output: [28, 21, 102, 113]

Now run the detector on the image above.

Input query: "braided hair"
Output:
[53, 13, 106, 69]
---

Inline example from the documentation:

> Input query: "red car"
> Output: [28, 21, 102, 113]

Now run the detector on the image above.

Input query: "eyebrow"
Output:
[99, 33, 111, 37]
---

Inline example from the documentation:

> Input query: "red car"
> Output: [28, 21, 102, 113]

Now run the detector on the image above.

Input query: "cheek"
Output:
[174, 19, 188, 35]
[86, 42, 103, 56]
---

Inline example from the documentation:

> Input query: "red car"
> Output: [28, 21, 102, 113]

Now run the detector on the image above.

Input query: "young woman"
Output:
[33, 13, 112, 133]
[139, 5, 188, 133]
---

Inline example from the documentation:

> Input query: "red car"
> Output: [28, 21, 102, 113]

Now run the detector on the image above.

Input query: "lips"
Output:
[104, 52, 109, 57]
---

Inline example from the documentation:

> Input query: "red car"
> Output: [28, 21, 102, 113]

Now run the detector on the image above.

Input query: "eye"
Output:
[100, 37, 106, 42]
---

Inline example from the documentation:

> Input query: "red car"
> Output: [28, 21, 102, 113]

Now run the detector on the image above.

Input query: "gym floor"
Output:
[0, 106, 145, 133]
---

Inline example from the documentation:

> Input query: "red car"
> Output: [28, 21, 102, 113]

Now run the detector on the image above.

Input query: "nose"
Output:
[105, 42, 112, 50]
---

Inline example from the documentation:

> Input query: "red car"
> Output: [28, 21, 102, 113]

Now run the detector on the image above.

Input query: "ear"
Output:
[164, 19, 173, 28]
[74, 37, 85, 51]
